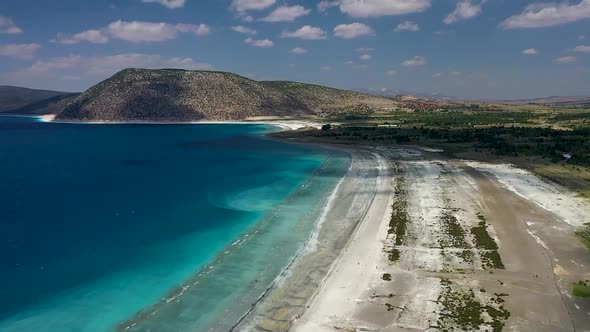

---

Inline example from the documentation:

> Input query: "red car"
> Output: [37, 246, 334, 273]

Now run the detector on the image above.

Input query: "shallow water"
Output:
[0, 116, 349, 331]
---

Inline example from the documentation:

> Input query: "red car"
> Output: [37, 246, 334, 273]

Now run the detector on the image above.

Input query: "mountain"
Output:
[0, 86, 74, 113]
[499, 96, 590, 106]
[355, 88, 460, 101]
[10, 93, 80, 115]
[56, 68, 395, 121]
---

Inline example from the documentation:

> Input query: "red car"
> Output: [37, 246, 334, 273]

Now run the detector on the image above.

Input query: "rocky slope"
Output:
[56, 68, 395, 121]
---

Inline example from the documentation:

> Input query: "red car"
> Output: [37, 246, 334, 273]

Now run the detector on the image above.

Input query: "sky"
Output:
[0, 0, 589, 99]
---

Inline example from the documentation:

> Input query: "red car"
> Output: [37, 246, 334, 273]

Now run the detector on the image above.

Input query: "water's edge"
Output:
[115, 136, 351, 331]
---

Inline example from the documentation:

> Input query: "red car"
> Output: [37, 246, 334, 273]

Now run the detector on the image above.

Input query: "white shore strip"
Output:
[291, 152, 393, 331]
[34, 114, 326, 131]
[465, 161, 590, 227]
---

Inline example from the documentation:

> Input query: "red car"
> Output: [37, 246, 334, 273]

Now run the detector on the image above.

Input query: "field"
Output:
[309, 100, 590, 129]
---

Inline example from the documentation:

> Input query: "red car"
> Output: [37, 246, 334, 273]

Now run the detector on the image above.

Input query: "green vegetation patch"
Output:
[480, 251, 505, 270]
[277, 126, 590, 168]
[533, 165, 590, 200]
[440, 211, 469, 249]
[382, 273, 392, 281]
[471, 213, 505, 270]
[439, 210, 474, 265]
[471, 214, 499, 250]
[387, 168, 410, 262]
[274, 124, 590, 198]
[575, 223, 590, 250]
[573, 280, 590, 298]
[437, 279, 510, 332]
[388, 249, 401, 262]
[549, 111, 590, 124]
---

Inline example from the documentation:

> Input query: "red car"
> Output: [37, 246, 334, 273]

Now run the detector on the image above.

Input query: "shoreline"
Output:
[18, 115, 590, 330]
[113, 138, 351, 332]
[229, 155, 352, 331]
[235, 147, 389, 331]
[26, 114, 326, 131]
[2, 115, 353, 332]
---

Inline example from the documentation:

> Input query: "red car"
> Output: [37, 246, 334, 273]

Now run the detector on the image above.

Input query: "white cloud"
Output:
[344, 60, 355, 65]
[555, 55, 576, 63]
[318, 0, 341, 12]
[281, 26, 327, 40]
[53, 21, 211, 44]
[339, 0, 431, 18]
[355, 47, 375, 52]
[444, 0, 485, 24]
[387, 69, 397, 76]
[501, 0, 590, 29]
[25, 55, 84, 74]
[244, 37, 274, 47]
[321, 65, 332, 71]
[4, 53, 213, 84]
[107, 21, 179, 42]
[261, 5, 311, 22]
[289, 47, 308, 54]
[402, 55, 426, 67]
[0, 15, 22, 34]
[573, 45, 590, 52]
[432, 72, 442, 77]
[231, 25, 257, 35]
[0, 43, 40, 59]
[230, 0, 276, 12]
[579, 35, 586, 40]
[522, 48, 538, 55]
[141, 0, 186, 9]
[395, 21, 420, 32]
[52, 30, 109, 44]
[359, 54, 372, 61]
[334, 23, 374, 39]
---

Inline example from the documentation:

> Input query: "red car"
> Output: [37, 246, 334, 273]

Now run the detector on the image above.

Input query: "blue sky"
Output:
[0, 0, 589, 99]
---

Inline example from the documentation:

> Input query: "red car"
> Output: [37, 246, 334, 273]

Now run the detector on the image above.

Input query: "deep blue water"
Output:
[0, 116, 348, 331]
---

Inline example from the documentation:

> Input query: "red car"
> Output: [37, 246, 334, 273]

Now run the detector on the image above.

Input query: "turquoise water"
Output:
[0, 116, 349, 331]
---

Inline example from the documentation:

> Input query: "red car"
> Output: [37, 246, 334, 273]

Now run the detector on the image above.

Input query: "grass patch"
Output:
[471, 213, 504, 270]
[532, 164, 590, 199]
[573, 280, 590, 298]
[382, 273, 392, 281]
[439, 210, 474, 265]
[387, 167, 410, 262]
[480, 251, 505, 270]
[440, 211, 470, 249]
[575, 223, 590, 250]
[471, 214, 498, 250]
[388, 249, 401, 262]
[437, 279, 510, 332]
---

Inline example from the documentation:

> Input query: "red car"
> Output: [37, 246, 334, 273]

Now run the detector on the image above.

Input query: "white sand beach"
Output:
[244, 146, 590, 332]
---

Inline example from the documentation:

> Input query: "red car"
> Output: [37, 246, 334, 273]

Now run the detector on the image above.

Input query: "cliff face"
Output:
[56, 68, 395, 121]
